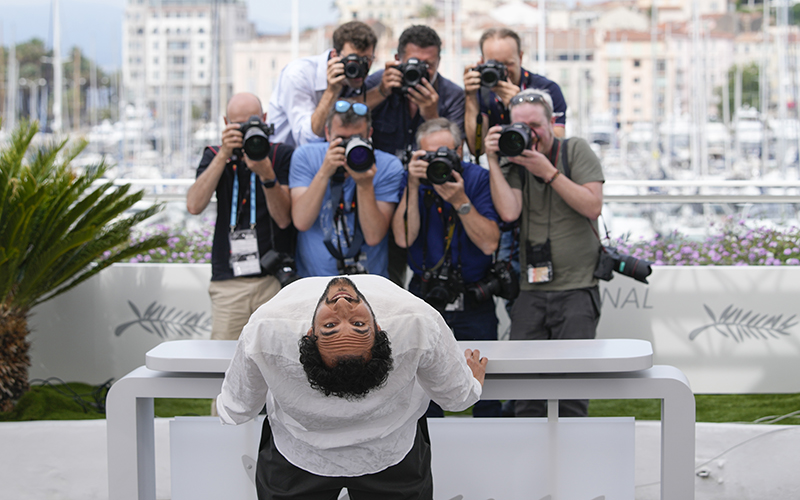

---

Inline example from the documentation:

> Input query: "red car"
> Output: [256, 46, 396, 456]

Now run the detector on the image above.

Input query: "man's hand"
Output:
[321, 138, 346, 178]
[380, 62, 402, 96]
[407, 150, 428, 188]
[244, 155, 277, 184]
[484, 124, 503, 158]
[407, 78, 439, 121]
[346, 162, 377, 188]
[510, 147, 555, 179]
[326, 49, 346, 94]
[219, 123, 243, 159]
[463, 64, 482, 97]
[492, 80, 521, 107]
[464, 349, 488, 386]
[432, 170, 468, 207]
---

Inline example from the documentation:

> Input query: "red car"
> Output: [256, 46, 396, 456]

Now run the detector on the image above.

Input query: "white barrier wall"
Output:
[28, 264, 800, 393]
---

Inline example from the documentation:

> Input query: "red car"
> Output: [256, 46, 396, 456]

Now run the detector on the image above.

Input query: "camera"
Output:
[498, 123, 537, 157]
[467, 260, 520, 303]
[394, 58, 429, 94]
[341, 54, 370, 80]
[239, 115, 275, 161]
[593, 246, 653, 284]
[474, 60, 508, 88]
[260, 249, 301, 288]
[420, 267, 463, 311]
[340, 135, 375, 172]
[339, 260, 368, 275]
[420, 147, 462, 185]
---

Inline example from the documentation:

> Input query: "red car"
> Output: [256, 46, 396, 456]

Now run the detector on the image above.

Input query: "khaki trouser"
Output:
[208, 275, 281, 341]
[209, 275, 280, 416]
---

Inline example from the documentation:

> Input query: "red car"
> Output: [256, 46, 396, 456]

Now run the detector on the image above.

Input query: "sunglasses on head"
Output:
[509, 93, 550, 108]
[334, 100, 368, 116]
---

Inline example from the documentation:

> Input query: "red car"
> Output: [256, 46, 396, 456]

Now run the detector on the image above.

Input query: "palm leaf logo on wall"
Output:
[689, 305, 797, 342]
[115, 301, 212, 338]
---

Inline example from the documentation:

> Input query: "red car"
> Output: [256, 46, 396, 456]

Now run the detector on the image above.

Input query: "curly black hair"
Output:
[298, 329, 393, 401]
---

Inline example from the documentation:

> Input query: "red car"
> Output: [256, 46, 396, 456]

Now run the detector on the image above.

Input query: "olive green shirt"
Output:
[505, 137, 605, 291]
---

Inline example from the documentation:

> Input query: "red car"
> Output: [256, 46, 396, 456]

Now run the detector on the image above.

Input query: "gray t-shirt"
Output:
[505, 137, 605, 291]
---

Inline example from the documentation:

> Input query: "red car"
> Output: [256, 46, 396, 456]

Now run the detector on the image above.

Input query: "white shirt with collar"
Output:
[217, 274, 482, 477]
[267, 49, 330, 148]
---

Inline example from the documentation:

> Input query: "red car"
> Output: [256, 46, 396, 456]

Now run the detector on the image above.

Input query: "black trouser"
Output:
[510, 287, 601, 417]
[256, 417, 433, 500]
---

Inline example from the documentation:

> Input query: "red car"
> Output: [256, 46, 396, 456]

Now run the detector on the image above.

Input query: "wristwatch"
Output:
[260, 177, 278, 188]
[456, 202, 472, 215]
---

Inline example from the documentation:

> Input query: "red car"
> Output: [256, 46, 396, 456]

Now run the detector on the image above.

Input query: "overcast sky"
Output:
[1, 0, 340, 69]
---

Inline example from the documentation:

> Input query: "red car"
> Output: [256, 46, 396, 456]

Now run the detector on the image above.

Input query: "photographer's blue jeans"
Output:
[408, 276, 502, 418]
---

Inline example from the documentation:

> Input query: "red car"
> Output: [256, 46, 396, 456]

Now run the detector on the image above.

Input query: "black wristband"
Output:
[260, 177, 278, 188]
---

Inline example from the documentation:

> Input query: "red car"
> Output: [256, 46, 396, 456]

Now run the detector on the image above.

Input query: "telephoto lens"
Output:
[239, 115, 275, 161]
[421, 147, 462, 185]
[340, 136, 375, 172]
[498, 123, 535, 156]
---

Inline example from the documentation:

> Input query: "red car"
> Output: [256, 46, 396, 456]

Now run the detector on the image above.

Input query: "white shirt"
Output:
[267, 50, 330, 148]
[217, 275, 482, 477]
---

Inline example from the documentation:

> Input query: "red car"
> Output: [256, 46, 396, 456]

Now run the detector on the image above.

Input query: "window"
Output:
[199, 57, 205, 64]
[168, 41, 189, 50]
[199, 72, 205, 78]
[199, 28, 205, 33]
[153, 42, 159, 49]
[633, 77, 640, 84]
[199, 42, 205, 49]
[657, 59, 666, 72]
[633, 59, 641, 67]
[172, 56, 187, 64]
[153, 57, 159, 64]
[137, 28, 144, 34]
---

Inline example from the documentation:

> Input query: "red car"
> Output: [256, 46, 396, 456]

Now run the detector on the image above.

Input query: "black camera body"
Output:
[339, 260, 368, 275]
[394, 58, 429, 94]
[593, 246, 653, 284]
[239, 115, 275, 161]
[467, 260, 520, 303]
[339, 135, 375, 172]
[420, 267, 463, 311]
[498, 122, 536, 157]
[260, 249, 301, 288]
[420, 147, 462, 185]
[342, 54, 370, 80]
[475, 60, 508, 88]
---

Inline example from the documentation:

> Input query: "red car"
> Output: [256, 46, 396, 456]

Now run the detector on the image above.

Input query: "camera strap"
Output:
[417, 189, 457, 275]
[324, 178, 365, 265]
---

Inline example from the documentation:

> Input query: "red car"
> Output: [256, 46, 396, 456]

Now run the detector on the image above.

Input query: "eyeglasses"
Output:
[334, 100, 368, 116]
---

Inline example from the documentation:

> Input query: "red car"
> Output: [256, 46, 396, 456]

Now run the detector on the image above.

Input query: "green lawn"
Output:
[1, 382, 798, 424]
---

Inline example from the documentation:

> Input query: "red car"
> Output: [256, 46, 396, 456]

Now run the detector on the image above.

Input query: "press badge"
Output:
[526, 239, 554, 284]
[229, 229, 261, 276]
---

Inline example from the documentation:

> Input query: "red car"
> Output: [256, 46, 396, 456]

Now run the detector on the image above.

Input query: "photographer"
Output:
[268, 21, 378, 147]
[290, 98, 404, 278]
[187, 92, 295, 342]
[485, 89, 604, 418]
[392, 118, 502, 418]
[464, 28, 567, 156]
[359, 25, 465, 287]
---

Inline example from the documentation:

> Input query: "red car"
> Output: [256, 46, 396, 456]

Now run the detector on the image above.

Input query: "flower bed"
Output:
[610, 218, 800, 266]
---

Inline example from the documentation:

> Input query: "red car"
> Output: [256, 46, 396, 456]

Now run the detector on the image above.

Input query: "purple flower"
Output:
[788, 258, 800, 265]
[784, 249, 792, 256]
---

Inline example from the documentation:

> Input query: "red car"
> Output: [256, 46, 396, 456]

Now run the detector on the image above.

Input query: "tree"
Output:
[0, 122, 167, 411]
[418, 4, 437, 20]
[715, 62, 760, 120]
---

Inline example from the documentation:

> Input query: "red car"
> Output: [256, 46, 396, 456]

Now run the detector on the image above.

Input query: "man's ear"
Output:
[367, 126, 374, 140]
[325, 125, 331, 142]
[306, 327, 314, 338]
[261, 112, 267, 122]
[394, 53, 400, 62]
[223, 116, 229, 125]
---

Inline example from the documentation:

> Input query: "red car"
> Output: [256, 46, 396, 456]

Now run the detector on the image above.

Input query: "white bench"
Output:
[107, 338, 694, 500]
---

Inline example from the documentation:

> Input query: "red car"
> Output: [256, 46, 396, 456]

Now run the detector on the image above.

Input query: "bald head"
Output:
[225, 93, 264, 125]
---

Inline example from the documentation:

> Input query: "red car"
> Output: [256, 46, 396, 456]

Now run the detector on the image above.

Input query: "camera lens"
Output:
[481, 69, 499, 87]
[427, 159, 453, 185]
[243, 132, 270, 161]
[499, 130, 526, 156]
[344, 137, 375, 172]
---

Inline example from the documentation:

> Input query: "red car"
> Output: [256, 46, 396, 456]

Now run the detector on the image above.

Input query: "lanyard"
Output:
[230, 164, 256, 230]
[323, 179, 364, 261]
[419, 189, 457, 273]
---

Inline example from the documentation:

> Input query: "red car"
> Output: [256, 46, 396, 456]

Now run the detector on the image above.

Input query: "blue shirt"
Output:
[364, 71, 466, 158]
[289, 142, 405, 278]
[479, 67, 567, 128]
[406, 161, 499, 283]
